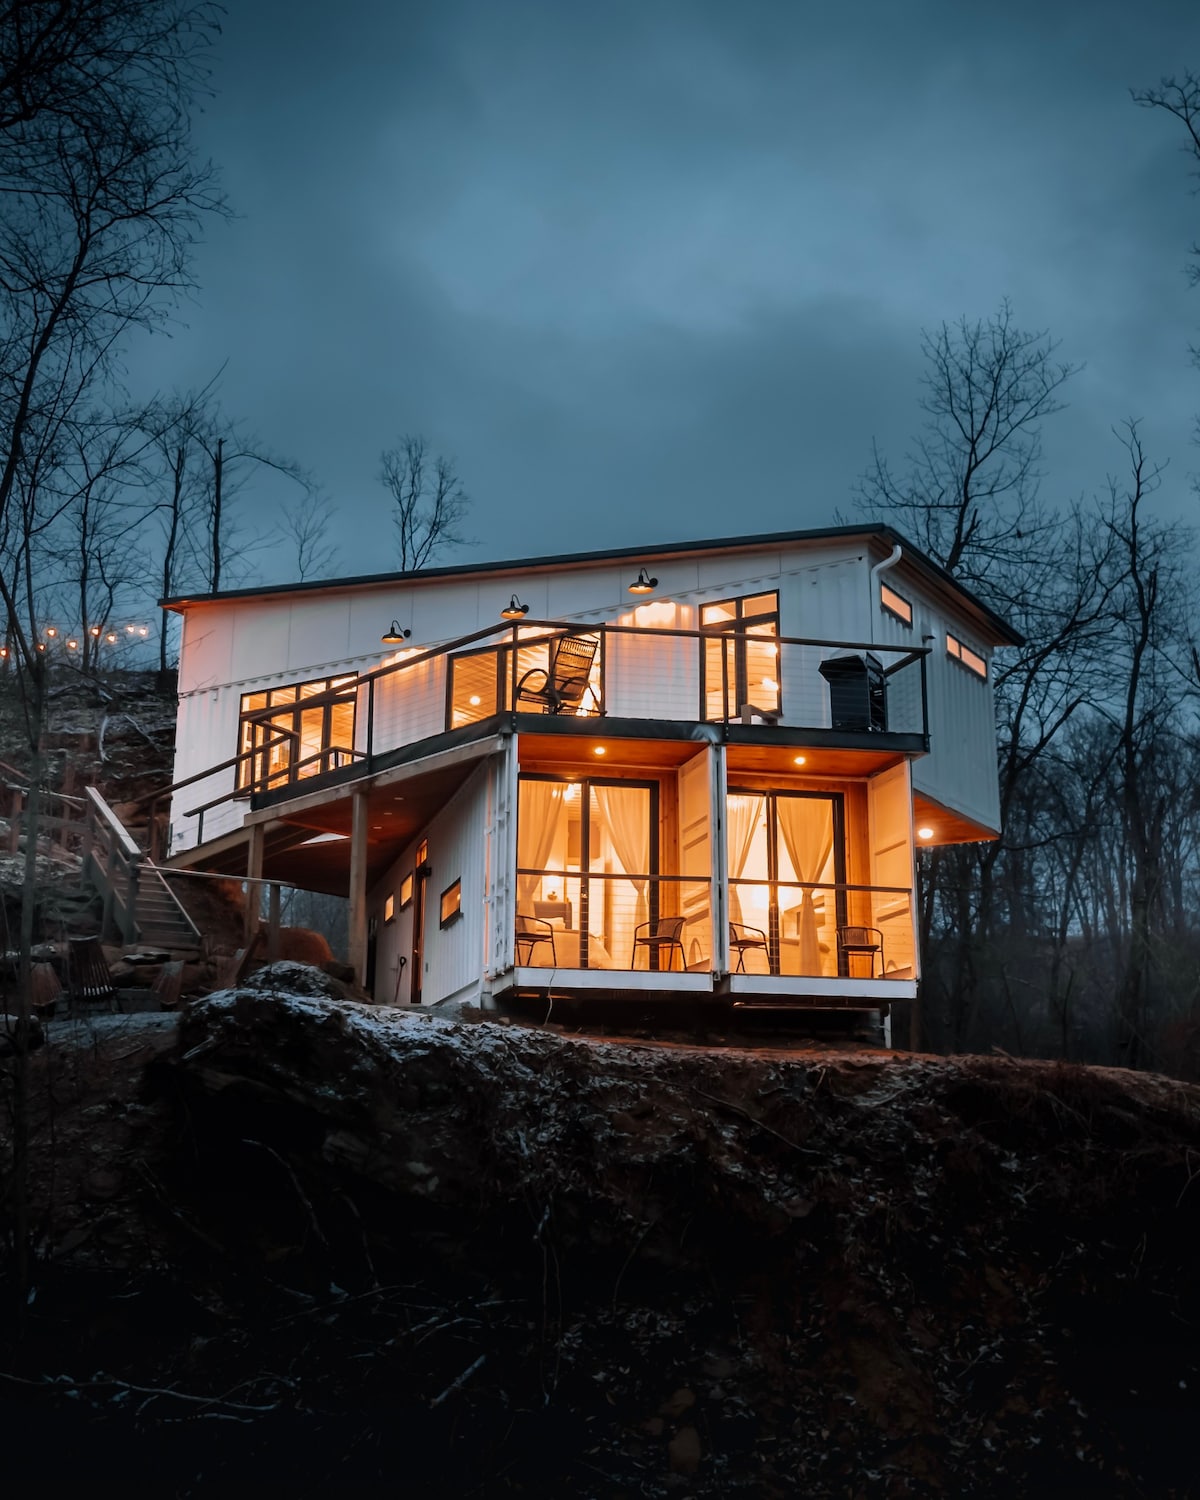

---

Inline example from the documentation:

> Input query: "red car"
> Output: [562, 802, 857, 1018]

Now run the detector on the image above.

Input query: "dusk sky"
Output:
[136, 0, 1200, 586]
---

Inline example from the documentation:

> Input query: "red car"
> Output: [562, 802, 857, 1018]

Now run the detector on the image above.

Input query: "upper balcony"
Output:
[173, 617, 929, 850]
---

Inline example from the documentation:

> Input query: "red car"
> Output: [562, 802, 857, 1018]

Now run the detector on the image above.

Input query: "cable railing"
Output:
[514, 870, 713, 972]
[727, 879, 915, 980]
[167, 617, 930, 853]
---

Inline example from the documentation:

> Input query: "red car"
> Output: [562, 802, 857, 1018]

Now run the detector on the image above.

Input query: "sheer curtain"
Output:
[726, 794, 763, 926]
[776, 797, 834, 975]
[592, 786, 649, 929]
[517, 781, 565, 908]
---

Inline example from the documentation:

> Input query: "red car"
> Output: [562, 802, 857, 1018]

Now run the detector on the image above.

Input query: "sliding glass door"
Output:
[727, 790, 845, 976]
[516, 774, 659, 969]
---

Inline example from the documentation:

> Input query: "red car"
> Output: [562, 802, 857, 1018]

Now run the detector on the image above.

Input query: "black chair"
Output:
[729, 920, 769, 973]
[632, 915, 686, 972]
[514, 634, 599, 715]
[515, 914, 557, 966]
[837, 925, 884, 979]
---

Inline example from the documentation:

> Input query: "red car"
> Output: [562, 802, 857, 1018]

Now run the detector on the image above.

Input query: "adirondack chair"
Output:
[66, 936, 117, 1011]
[514, 634, 599, 715]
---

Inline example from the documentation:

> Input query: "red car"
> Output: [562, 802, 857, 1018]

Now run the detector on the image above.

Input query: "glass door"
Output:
[517, 774, 658, 969]
[727, 790, 845, 976]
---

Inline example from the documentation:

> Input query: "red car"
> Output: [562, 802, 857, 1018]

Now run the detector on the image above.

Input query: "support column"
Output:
[348, 789, 370, 987]
[245, 823, 264, 945]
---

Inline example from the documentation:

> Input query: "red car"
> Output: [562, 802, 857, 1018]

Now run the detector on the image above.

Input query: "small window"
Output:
[416, 838, 429, 867]
[439, 878, 462, 927]
[399, 873, 413, 910]
[947, 633, 987, 679]
[384, 894, 395, 923]
[880, 584, 912, 626]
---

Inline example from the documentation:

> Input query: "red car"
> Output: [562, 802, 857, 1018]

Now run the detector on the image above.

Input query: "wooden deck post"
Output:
[267, 881, 281, 964]
[348, 789, 369, 987]
[245, 823, 264, 944]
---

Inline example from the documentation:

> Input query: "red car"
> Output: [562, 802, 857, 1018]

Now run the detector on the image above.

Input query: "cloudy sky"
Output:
[136, 0, 1200, 584]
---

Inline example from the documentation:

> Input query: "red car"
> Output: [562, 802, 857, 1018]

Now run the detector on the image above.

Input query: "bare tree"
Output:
[278, 489, 340, 582]
[378, 435, 471, 571]
[859, 299, 1077, 593]
[0, 0, 223, 1299]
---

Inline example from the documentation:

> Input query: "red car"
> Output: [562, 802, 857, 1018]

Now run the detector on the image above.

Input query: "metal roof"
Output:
[161, 522, 1024, 646]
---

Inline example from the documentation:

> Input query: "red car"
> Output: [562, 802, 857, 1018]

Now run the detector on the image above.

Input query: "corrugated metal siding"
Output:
[369, 763, 491, 1007]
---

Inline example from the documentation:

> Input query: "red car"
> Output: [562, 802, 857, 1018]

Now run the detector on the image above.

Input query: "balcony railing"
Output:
[728, 879, 915, 980]
[513, 870, 914, 980]
[170, 618, 929, 850]
[515, 871, 713, 972]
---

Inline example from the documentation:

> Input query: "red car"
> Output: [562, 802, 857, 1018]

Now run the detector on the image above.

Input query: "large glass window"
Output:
[701, 592, 780, 721]
[237, 674, 357, 790]
[727, 789, 845, 976]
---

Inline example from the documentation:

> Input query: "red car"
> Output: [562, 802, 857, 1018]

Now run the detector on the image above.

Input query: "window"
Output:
[237, 674, 357, 790]
[880, 584, 912, 626]
[701, 591, 780, 721]
[439, 878, 462, 927]
[384, 894, 395, 923]
[946, 633, 987, 679]
[399, 873, 413, 910]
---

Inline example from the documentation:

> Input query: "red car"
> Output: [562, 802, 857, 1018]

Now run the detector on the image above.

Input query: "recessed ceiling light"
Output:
[793, 754, 807, 766]
[593, 746, 606, 756]
[468, 694, 481, 706]
[917, 825, 934, 840]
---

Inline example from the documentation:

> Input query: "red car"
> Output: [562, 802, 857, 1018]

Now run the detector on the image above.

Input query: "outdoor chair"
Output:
[837, 925, 885, 979]
[514, 634, 599, 715]
[66, 936, 117, 1011]
[728, 920, 769, 973]
[632, 915, 686, 972]
[515, 914, 557, 966]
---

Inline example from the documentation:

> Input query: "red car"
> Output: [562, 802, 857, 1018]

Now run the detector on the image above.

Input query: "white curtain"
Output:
[776, 796, 834, 975]
[592, 786, 650, 929]
[726, 793, 763, 926]
[517, 780, 564, 907]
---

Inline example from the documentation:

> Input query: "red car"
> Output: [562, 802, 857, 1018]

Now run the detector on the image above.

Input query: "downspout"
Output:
[869, 541, 903, 607]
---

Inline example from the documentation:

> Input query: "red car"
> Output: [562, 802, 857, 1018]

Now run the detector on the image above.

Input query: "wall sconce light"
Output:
[381, 620, 411, 644]
[628, 568, 658, 593]
[501, 595, 529, 619]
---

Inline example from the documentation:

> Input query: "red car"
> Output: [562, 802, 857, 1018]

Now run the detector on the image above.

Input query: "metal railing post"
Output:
[367, 678, 375, 767]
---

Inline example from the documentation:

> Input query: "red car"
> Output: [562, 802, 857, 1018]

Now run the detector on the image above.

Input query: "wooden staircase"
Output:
[82, 787, 203, 956]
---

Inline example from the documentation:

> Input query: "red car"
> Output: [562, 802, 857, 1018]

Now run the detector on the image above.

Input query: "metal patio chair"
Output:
[837, 925, 885, 979]
[514, 634, 599, 715]
[632, 915, 687, 972]
[728, 920, 769, 973]
[515, 913, 557, 966]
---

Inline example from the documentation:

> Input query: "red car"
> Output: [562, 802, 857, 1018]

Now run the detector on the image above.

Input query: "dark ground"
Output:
[3, 975, 1199, 1497]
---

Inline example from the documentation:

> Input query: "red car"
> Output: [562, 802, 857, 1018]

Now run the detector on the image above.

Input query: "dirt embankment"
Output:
[4, 976, 1200, 1497]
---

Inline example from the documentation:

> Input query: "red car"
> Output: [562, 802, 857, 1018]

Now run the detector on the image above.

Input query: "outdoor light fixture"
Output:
[45, 627, 57, 638]
[105, 632, 117, 643]
[501, 595, 529, 619]
[89, 626, 100, 637]
[917, 826, 934, 840]
[381, 620, 411, 644]
[67, 639, 78, 650]
[628, 568, 658, 593]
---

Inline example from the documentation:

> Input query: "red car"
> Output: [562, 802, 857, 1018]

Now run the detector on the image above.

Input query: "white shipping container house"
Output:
[162, 526, 1019, 1017]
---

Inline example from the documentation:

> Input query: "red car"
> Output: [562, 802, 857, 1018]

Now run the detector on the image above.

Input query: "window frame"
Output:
[237, 673, 357, 791]
[699, 590, 781, 722]
[439, 878, 462, 928]
[880, 583, 913, 627]
[946, 632, 987, 679]
[398, 873, 414, 911]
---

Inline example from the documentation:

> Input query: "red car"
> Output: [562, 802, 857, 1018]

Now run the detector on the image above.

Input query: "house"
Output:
[160, 525, 1018, 1018]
